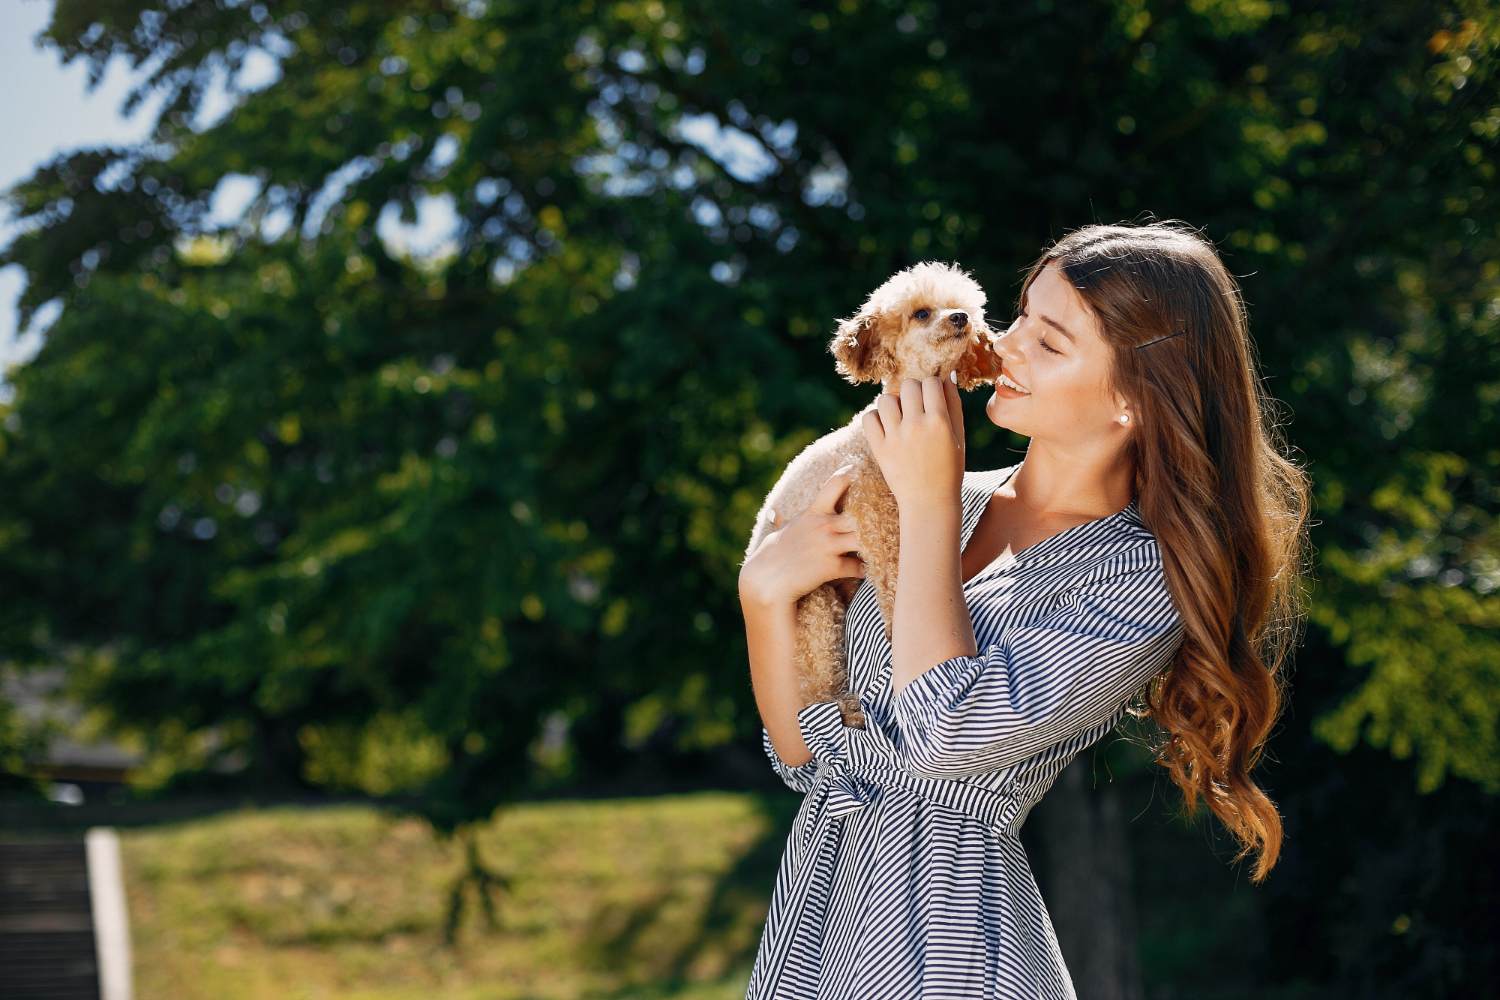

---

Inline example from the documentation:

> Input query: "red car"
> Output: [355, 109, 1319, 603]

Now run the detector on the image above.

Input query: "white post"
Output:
[85, 827, 133, 1000]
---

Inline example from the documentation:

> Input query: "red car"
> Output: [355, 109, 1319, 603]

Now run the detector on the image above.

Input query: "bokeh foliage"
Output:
[2, 0, 1499, 828]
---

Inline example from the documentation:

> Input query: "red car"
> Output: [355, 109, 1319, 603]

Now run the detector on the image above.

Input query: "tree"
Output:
[2, 0, 1498, 979]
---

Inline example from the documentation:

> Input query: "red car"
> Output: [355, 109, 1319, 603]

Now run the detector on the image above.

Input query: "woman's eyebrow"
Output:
[1039, 314, 1077, 342]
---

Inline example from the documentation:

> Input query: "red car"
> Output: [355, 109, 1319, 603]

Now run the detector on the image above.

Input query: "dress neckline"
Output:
[959, 464, 1139, 588]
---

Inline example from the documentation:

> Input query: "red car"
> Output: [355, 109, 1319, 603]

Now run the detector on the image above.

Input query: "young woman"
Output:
[737, 222, 1310, 998]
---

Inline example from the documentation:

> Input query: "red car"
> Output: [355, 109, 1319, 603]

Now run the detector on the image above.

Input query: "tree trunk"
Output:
[1030, 755, 1144, 1000]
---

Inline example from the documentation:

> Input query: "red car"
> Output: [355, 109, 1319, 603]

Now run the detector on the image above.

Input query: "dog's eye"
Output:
[913, 309, 930, 320]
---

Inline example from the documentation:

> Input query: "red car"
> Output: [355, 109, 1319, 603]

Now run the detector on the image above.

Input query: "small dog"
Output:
[745, 262, 1002, 727]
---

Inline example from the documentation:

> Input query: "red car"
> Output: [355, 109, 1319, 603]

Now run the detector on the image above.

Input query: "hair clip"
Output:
[1136, 329, 1185, 349]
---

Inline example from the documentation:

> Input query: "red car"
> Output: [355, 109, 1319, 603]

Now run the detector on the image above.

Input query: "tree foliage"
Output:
[2, 0, 1499, 826]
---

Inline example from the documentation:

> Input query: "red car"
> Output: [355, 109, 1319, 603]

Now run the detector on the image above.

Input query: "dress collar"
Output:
[958, 465, 1144, 581]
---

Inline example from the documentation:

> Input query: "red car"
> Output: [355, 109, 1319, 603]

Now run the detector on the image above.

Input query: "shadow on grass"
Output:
[581, 789, 803, 997]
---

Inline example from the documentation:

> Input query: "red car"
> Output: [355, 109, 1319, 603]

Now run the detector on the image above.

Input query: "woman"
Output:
[737, 221, 1310, 998]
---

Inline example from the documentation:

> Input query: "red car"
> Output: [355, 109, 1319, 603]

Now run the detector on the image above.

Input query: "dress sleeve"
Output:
[762, 727, 820, 793]
[893, 551, 1182, 779]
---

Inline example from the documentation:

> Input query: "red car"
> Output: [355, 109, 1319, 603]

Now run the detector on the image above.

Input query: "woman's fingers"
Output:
[917, 376, 963, 451]
[808, 464, 857, 514]
[834, 555, 866, 579]
[942, 375, 966, 450]
[868, 391, 902, 459]
[920, 375, 949, 423]
[826, 519, 860, 557]
[742, 479, 868, 605]
[899, 377, 925, 417]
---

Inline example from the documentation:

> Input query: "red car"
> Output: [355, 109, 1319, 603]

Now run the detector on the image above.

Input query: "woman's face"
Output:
[985, 263, 1128, 448]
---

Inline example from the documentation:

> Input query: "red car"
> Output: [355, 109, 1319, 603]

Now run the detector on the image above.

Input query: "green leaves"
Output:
[1311, 452, 1500, 791]
[1313, 577, 1500, 792]
[3, 0, 1499, 810]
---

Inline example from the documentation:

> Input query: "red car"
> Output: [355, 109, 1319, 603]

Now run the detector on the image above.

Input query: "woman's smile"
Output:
[994, 370, 1030, 396]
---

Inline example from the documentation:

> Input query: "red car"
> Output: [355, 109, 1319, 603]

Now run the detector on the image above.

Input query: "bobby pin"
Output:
[1136, 329, 1185, 349]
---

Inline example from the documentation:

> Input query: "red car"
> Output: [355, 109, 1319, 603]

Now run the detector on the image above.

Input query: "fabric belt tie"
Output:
[797, 701, 1025, 835]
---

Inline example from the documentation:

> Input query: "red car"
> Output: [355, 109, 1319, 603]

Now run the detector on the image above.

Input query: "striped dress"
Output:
[747, 466, 1184, 1000]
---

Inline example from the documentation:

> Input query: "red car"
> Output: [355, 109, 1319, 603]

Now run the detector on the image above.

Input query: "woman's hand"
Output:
[863, 375, 966, 512]
[739, 467, 865, 610]
[742, 467, 864, 766]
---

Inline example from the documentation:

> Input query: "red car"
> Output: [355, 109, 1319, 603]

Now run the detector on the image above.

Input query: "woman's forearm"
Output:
[742, 595, 814, 766]
[891, 499, 978, 693]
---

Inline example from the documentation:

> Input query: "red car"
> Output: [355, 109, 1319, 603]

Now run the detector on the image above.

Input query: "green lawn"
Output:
[120, 793, 788, 1000]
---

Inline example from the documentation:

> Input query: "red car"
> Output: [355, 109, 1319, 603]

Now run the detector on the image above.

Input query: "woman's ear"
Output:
[953, 325, 1003, 390]
[830, 312, 888, 384]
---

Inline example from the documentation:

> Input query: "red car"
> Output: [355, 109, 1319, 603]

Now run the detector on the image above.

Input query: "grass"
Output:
[120, 792, 791, 1000]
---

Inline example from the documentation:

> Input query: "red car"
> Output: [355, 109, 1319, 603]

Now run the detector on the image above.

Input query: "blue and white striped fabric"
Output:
[747, 466, 1184, 1000]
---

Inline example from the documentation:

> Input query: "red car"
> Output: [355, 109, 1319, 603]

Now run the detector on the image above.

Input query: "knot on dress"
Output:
[797, 699, 1029, 834]
[798, 701, 881, 819]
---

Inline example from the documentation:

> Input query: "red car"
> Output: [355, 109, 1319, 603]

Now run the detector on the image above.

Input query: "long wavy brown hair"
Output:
[1021, 221, 1311, 881]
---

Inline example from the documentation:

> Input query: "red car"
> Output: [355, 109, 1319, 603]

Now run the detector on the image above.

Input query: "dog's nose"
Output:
[948, 312, 968, 328]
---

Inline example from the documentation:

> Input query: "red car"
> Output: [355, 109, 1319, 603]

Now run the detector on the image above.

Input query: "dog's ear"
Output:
[830, 311, 892, 385]
[954, 324, 1003, 390]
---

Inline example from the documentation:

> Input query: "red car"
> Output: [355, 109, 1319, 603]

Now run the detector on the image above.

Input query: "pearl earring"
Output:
[1119, 413, 1131, 425]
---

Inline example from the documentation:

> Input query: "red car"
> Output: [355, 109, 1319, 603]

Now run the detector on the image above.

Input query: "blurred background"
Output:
[1, 1, 1497, 998]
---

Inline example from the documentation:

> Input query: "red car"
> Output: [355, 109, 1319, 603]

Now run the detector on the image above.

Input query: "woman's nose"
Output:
[991, 322, 1022, 362]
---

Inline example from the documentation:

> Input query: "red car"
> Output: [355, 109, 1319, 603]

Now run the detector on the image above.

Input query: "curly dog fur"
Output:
[744, 262, 1002, 727]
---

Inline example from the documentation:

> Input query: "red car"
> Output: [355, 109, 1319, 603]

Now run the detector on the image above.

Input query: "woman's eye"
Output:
[1039, 337, 1062, 355]
[913, 309, 930, 320]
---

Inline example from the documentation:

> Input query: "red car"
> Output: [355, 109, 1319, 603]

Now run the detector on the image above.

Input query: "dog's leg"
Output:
[795, 582, 864, 729]
[846, 463, 901, 644]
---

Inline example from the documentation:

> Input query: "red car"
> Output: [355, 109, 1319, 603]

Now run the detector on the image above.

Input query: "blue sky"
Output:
[0, 1, 459, 379]
[0, 1, 161, 374]
[0, 3, 800, 382]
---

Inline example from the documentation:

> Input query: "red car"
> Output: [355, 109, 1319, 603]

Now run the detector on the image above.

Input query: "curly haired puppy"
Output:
[744, 262, 1001, 727]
